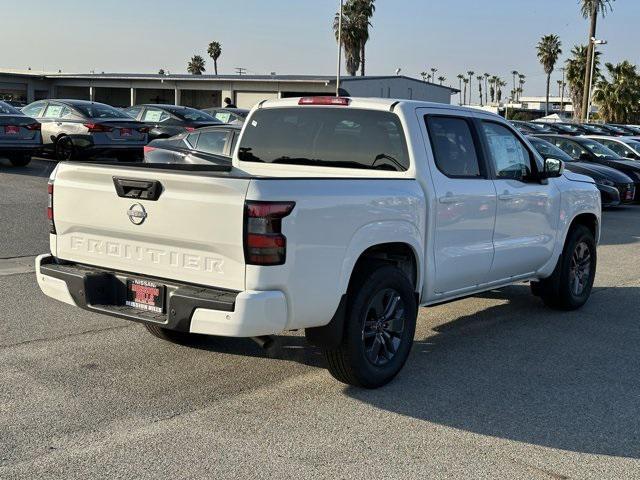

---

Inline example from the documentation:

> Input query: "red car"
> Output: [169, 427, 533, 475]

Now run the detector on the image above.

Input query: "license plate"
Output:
[126, 279, 165, 313]
[4, 126, 19, 135]
[120, 128, 132, 137]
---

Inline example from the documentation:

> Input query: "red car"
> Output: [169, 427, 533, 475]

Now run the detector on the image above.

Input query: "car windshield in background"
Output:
[238, 107, 410, 171]
[528, 137, 574, 163]
[165, 107, 216, 122]
[582, 139, 620, 158]
[75, 103, 130, 119]
[0, 101, 23, 115]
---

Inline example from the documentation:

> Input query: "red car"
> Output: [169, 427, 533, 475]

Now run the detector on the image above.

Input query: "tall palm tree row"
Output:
[457, 74, 465, 105]
[537, 34, 563, 115]
[207, 41, 222, 75]
[187, 55, 206, 75]
[476, 76, 484, 106]
[462, 78, 469, 106]
[467, 70, 475, 104]
[437, 76, 446, 86]
[580, 0, 615, 119]
[566, 44, 601, 120]
[333, 0, 376, 76]
[593, 61, 640, 123]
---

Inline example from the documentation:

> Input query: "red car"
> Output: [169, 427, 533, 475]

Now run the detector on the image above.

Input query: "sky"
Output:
[3, 0, 640, 96]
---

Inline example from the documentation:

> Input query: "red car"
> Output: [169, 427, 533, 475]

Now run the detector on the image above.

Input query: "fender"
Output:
[338, 220, 425, 297]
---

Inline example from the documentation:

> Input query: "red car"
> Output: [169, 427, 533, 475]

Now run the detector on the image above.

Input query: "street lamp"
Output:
[586, 37, 607, 122]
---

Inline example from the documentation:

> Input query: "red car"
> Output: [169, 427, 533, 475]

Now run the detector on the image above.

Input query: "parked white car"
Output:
[585, 135, 640, 160]
[36, 97, 601, 388]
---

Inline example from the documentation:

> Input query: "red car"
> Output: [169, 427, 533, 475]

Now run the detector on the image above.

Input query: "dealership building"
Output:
[0, 70, 457, 109]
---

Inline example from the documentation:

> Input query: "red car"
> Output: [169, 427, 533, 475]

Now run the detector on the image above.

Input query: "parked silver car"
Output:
[22, 99, 148, 161]
[0, 100, 42, 166]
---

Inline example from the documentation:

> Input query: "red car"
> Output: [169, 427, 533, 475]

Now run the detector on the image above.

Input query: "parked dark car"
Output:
[537, 122, 585, 135]
[21, 99, 148, 161]
[511, 121, 554, 134]
[123, 104, 221, 141]
[201, 107, 249, 125]
[536, 134, 640, 200]
[143, 124, 240, 164]
[0, 100, 42, 166]
[528, 136, 635, 206]
[4, 100, 27, 108]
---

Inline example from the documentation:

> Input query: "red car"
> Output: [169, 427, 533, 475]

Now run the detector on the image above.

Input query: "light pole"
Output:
[336, 0, 344, 97]
[586, 37, 607, 121]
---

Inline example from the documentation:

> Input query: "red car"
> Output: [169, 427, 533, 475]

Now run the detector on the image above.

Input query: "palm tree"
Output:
[518, 74, 526, 101]
[437, 75, 446, 85]
[483, 73, 490, 105]
[462, 78, 469, 106]
[489, 76, 498, 103]
[467, 71, 475, 104]
[557, 79, 564, 97]
[580, 0, 615, 119]
[457, 74, 465, 105]
[510, 70, 519, 102]
[537, 34, 563, 115]
[187, 55, 206, 75]
[420, 71, 428, 82]
[354, 0, 375, 76]
[566, 44, 601, 120]
[430, 67, 438, 82]
[158, 68, 165, 75]
[207, 41, 222, 75]
[497, 80, 507, 103]
[593, 60, 640, 123]
[476, 75, 484, 106]
[334, 0, 375, 77]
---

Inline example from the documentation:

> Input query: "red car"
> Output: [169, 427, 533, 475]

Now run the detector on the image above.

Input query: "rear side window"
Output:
[22, 102, 46, 118]
[44, 104, 65, 118]
[238, 107, 410, 171]
[425, 116, 482, 177]
[196, 130, 229, 155]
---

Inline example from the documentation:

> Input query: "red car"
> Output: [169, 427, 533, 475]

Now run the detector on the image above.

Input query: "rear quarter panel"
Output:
[245, 179, 425, 330]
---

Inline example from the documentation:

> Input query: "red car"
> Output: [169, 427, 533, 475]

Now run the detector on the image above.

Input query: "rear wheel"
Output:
[55, 136, 75, 161]
[531, 224, 596, 310]
[323, 264, 417, 388]
[8, 154, 31, 167]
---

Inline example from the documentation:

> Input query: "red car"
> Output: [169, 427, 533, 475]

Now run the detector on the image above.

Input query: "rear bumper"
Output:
[35, 254, 288, 337]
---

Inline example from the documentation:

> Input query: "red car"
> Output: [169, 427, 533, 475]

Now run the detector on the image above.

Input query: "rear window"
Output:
[238, 107, 410, 171]
[165, 107, 216, 122]
[75, 103, 129, 119]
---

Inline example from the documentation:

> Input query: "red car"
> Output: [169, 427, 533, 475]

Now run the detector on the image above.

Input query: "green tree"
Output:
[207, 41, 222, 75]
[477, 75, 484, 106]
[333, 0, 375, 76]
[580, 0, 615, 119]
[566, 44, 601, 120]
[537, 34, 563, 115]
[457, 74, 465, 105]
[593, 61, 640, 123]
[187, 55, 206, 75]
[437, 75, 446, 85]
[467, 71, 475, 104]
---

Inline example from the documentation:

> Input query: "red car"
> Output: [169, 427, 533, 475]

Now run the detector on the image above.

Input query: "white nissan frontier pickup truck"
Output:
[36, 97, 601, 388]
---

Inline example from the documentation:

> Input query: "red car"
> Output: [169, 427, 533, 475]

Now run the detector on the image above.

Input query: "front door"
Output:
[421, 111, 497, 294]
[478, 121, 560, 281]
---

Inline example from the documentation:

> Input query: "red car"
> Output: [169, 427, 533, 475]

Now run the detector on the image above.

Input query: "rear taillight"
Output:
[143, 146, 156, 155]
[83, 122, 113, 133]
[244, 201, 295, 265]
[25, 122, 41, 131]
[47, 180, 56, 234]
[298, 96, 350, 106]
[4, 125, 19, 134]
[184, 126, 196, 132]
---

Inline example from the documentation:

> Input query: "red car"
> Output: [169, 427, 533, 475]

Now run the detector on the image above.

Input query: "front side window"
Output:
[552, 139, 588, 160]
[481, 122, 533, 180]
[196, 130, 229, 155]
[581, 139, 619, 158]
[426, 116, 482, 177]
[601, 140, 634, 158]
[238, 107, 410, 171]
[43, 104, 65, 119]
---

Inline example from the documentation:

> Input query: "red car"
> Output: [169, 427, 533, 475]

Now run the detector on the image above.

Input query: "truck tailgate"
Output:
[52, 163, 250, 291]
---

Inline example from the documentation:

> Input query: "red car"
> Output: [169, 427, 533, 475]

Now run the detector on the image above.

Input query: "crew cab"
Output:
[36, 97, 601, 388]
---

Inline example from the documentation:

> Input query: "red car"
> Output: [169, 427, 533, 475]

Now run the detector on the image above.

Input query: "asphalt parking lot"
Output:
[1, 158, 639, 479]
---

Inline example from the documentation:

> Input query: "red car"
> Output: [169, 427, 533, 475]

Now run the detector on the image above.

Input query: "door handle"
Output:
[439, 194, 463, 204]
[498, 193, 515, 201]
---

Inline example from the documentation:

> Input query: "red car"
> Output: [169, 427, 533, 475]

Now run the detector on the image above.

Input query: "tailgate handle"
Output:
[113, 177, 163, 201]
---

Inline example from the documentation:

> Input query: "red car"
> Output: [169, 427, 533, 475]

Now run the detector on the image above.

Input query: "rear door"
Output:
[420, 110, 497, 294]
[478, 121, 560, 281]
[52, 163, 250, 290]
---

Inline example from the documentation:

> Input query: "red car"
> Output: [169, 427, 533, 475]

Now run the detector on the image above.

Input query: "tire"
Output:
[323, 264, 417, 388]
[55, 136, 75, 161]
[143, 323, 193, 344]
[8, 154, 31, 167]
[531, 224, 597, 310]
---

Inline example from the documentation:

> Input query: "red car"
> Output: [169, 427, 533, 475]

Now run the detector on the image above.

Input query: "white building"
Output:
[0, 70, 458, 108]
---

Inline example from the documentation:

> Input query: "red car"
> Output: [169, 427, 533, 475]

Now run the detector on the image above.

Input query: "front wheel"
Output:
[323, 264, 417, 388]
[532, 224, 597, 310]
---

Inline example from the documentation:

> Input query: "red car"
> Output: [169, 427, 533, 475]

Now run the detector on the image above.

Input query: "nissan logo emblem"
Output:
[127, 203, 147, 225]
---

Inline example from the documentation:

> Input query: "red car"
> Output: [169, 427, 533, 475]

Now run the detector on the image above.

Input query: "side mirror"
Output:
[540, 158, 564, 179]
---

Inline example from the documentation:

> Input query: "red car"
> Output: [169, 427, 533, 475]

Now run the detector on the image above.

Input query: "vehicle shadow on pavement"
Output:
[0, 158, 57, 178]
[599, 205, 640, 246]
[345, 284, 640, 458]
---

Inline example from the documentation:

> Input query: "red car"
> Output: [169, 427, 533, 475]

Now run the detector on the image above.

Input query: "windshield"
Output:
[164, 107, 216, 122]
[626, 140, 640, 152]
[75, 103, 131, 119]
[527, 122, 551, 132]
[581, 139, 620, 158]
[529, 138, 574, 163]
[0, 101, 23, 115]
